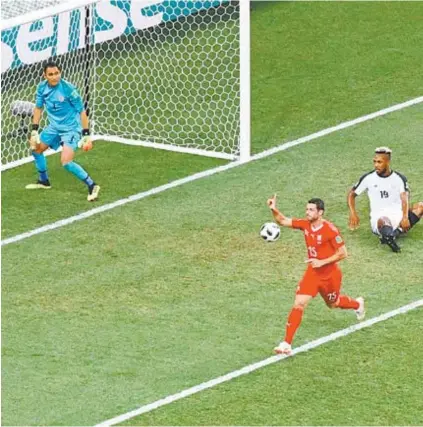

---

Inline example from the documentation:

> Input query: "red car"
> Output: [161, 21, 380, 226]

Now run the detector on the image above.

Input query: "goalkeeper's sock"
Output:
[32, 152, 49, 182]
[336, 295, 359, 310]
[284, 307, 304, 345]
[84, 175, 95, 188]
[63, 161, 93, 186]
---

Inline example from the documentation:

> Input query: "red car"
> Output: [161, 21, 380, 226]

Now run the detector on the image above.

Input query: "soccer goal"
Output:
[1, 0, 250, 171]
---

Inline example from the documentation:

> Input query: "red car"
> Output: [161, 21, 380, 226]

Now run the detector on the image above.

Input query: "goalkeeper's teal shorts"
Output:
[40, 127, 81, 151]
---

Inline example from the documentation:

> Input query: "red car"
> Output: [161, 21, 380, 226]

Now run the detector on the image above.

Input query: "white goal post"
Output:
[1, 0, 250, 171]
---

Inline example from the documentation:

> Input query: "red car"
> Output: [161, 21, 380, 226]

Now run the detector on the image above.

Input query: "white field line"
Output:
[2, 95, 423, 247]
[95, 299, 423, 427]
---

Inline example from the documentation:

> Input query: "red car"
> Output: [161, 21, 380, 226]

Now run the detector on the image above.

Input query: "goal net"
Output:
[1, 0, 250, 171]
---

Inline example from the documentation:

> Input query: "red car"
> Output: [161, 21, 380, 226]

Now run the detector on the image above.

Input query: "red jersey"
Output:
[292, 219, 345, 275]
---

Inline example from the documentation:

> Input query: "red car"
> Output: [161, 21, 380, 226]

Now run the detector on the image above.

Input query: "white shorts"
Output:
[370, 210, 402, 235]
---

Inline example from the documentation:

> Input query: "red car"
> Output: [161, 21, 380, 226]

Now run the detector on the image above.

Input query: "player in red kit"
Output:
[267, 195, 365, 355]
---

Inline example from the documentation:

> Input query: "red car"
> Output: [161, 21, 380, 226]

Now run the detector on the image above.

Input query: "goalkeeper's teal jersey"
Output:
[35, 79, 84, 132]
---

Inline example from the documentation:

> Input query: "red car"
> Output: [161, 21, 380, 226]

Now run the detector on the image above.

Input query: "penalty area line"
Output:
[94, 299, 423, 427]
[2, 95, 423, 247]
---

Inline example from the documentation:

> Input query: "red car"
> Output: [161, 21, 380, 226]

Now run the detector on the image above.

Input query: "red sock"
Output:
[337, 295, 359, 310]
[284, 307, 304, 344]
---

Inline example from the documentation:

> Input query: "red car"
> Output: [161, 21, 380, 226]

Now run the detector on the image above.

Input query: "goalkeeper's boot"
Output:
[25, 179, 51, 189]
[87, 184, 100, 201]
[273, 341, 292, 355]
[355, 297, 365, 321]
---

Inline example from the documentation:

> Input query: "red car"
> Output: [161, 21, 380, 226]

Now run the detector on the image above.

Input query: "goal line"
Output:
[2, 95, 422, 247]
[94, 299, 423, 426]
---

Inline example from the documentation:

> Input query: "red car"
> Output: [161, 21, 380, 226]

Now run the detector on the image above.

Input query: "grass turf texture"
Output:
[121, 309, 423, 426]
[251, 1, 423, 151]
[2, 2, 423, 426]
[1, 144, 226, 238]
[2, 103, 422, 426]
[3, 2, 423, 238]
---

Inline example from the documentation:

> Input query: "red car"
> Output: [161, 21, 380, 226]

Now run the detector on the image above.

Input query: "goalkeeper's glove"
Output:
[78, 129, 93, 151]
[29, 124, 40, 150]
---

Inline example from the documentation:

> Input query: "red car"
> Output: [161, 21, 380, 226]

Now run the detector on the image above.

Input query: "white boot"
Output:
[355, 297, 365, 321]
[273, 341, 292, 355]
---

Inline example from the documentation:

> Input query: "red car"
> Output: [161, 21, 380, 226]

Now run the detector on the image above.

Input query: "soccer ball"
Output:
[260, 222, 280, 242]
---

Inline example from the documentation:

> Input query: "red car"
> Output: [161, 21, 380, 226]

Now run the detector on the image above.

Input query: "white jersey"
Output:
[352, 170, 409, 220]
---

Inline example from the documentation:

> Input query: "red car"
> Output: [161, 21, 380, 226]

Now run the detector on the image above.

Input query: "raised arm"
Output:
[267, 194, 293, 228]
[347, 188, 360, 230]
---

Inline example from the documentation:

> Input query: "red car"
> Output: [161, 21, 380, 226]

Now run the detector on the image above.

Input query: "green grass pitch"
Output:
[1, 2, 423, 426]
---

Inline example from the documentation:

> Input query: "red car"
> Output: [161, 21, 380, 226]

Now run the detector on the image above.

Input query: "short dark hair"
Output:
[374, 146, 392, 159]
[308, 198, 325, 212]
[43, 61, 61, 73]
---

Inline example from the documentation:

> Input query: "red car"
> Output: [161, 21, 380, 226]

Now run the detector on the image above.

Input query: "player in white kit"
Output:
[348, 147, 422, 252]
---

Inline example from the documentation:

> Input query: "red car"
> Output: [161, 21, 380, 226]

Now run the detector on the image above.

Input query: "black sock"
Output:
[409, 211, 421, 227]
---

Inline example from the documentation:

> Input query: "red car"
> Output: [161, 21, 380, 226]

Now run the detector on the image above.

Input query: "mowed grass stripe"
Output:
[2, 95, 422, 247]
[95, 299, 423, 426]
[2, 105, 422, 426]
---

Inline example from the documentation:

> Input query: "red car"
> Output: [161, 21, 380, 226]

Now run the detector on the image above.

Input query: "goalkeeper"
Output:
[26, 61, 100, 201]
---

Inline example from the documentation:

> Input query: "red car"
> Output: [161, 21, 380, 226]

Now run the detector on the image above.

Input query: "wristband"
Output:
[31, 124, 39, 131]
[82, 129, 90, 136]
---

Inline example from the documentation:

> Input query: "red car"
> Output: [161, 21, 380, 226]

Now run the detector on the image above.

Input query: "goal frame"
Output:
[1, 0, 250, 171]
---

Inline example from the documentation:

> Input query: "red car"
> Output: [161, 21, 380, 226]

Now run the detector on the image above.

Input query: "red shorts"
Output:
[296, 265, 342, 304]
